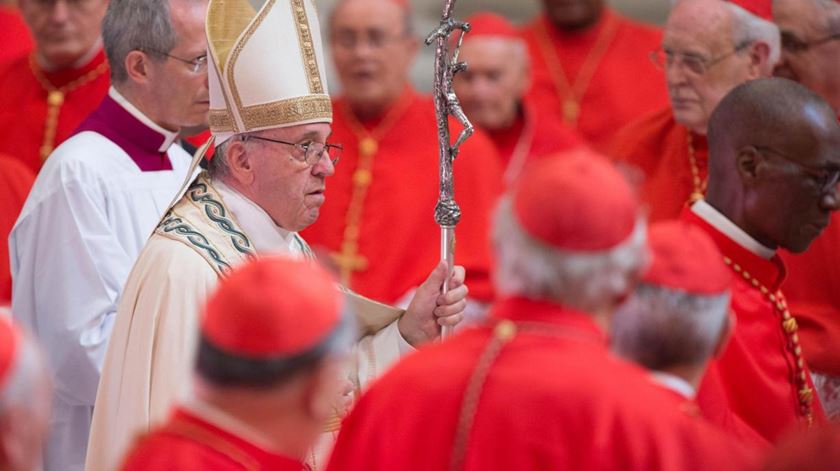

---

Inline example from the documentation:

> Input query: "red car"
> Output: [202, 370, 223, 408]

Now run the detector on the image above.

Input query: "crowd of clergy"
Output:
[0, 0, 840, 469]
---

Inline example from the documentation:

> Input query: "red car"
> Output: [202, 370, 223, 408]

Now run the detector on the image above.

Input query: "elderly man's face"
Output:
[773, 0, 840, 108]
[744, 111, 840, 253]
[540, 0, 603, 30]
[247, 123, 335, 232]
[329, 0, 417, 112]
[142, 0, 209, 130]
[19, 0, 108, 69]
[663, 2, 756, 134]
[454, 37, 529, 132]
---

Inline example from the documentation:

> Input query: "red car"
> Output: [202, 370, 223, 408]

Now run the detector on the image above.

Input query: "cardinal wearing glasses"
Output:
[608, 0, 778, 223]
[772, 0, 840, 422]
[681, 78, 839, 443]
[86, 1, 471, 470]
[0, 0, 110, 174]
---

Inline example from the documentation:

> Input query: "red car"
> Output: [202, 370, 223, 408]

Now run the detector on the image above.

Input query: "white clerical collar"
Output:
[691, 200, 775, 260]
[183, 399, 280, 454]
[650, 371, 696, 399]
[108, 87, 179, 152]
[214, 180, 305, 257]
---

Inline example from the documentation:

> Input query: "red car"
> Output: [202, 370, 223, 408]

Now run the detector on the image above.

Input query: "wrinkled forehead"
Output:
[664, 2, 734, 53]
[460, 37, 527, 67]
[329, 0, 407, 35]
[259, 123, 333, 142]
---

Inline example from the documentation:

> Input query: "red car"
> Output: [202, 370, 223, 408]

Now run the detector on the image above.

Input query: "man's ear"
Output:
[226, 140, 256, 186]
[735, 146, 763, 186]
[124, 50, 153, 85]
[747, 41, 771, 78]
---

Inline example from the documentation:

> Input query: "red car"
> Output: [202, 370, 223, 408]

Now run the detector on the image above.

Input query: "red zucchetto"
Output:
[512, 149, 639, 252]
[201, 256, 343, 358]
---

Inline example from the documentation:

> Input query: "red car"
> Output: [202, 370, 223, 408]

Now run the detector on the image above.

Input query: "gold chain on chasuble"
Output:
[330, 95, 415, 287]
[533, 15, 619, 126]
[687, 132, 708, 204]
[28, 54, 109, 162]
[723, 257, 815, 427]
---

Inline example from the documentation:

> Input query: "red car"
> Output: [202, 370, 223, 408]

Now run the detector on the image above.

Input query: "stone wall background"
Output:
[315, 0, 672, 93]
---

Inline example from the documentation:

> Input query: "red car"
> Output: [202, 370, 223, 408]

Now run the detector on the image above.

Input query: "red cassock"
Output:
[489, 100, 584, 185]
[609, 107, 708, 222]
[327, 297, 759, 471]
[300, 88, 503, 304]
[682, 209, 827, 443]
[0, 155, 35, 306]
[780, 207, 840, 378]
[521, 9, 669, 150]
[0, 5, 33, 64]
[0, 49, 110, 174]
[120, 407, 308, 471]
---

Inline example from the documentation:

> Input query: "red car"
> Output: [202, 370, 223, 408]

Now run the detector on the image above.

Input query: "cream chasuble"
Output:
[85, 174, 408, 471]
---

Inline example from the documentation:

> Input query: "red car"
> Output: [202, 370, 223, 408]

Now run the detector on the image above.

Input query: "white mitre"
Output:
[206, 0, 332, 145]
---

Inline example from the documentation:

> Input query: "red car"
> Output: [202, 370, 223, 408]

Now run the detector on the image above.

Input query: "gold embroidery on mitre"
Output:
[239, 95, 332, 130]
[291, 0, 324, 94]
[227, 0, 276, 114]
[208, 109, 235, 132]
[206, 0, 259, 74]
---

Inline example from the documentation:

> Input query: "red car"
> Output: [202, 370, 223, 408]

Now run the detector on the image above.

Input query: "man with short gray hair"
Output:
[8, 0, 209, 469]
[610, 0, 780, 222]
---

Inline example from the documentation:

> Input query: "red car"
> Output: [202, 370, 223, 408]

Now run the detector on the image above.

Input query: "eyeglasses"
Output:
[780, 31, 840, 54]
[141, 48, 208, 74]
[650, 42, 751, 76]
[242, 135, 342, 167]
[755, 146, 840, 194]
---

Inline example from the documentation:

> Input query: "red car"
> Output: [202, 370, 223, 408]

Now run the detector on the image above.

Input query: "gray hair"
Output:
[102, 0, 178, 83]
[725, 1, 781, 70]
[791, 0, 840, 34]
[207, 138, 233, 180]
[612, 283, 730, 370]
[492, 196, 648, 314]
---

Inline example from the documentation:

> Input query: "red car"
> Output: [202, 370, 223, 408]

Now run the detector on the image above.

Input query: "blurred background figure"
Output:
[610, 0, 779, 222]
[772, 0, 840, 420]
[0, 313, 52, 471]
[303, 0, 502, 313]
[119, 257, 355, 471]
[454, 11, 583, 185]
[520, 0, 668, 149]
[0, 0, 110, 174]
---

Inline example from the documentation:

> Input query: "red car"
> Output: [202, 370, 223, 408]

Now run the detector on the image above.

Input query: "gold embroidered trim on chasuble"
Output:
[156, 174, 256, 277]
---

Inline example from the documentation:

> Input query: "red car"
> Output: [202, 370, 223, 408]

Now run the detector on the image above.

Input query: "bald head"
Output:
[706, 77, 840, 252]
